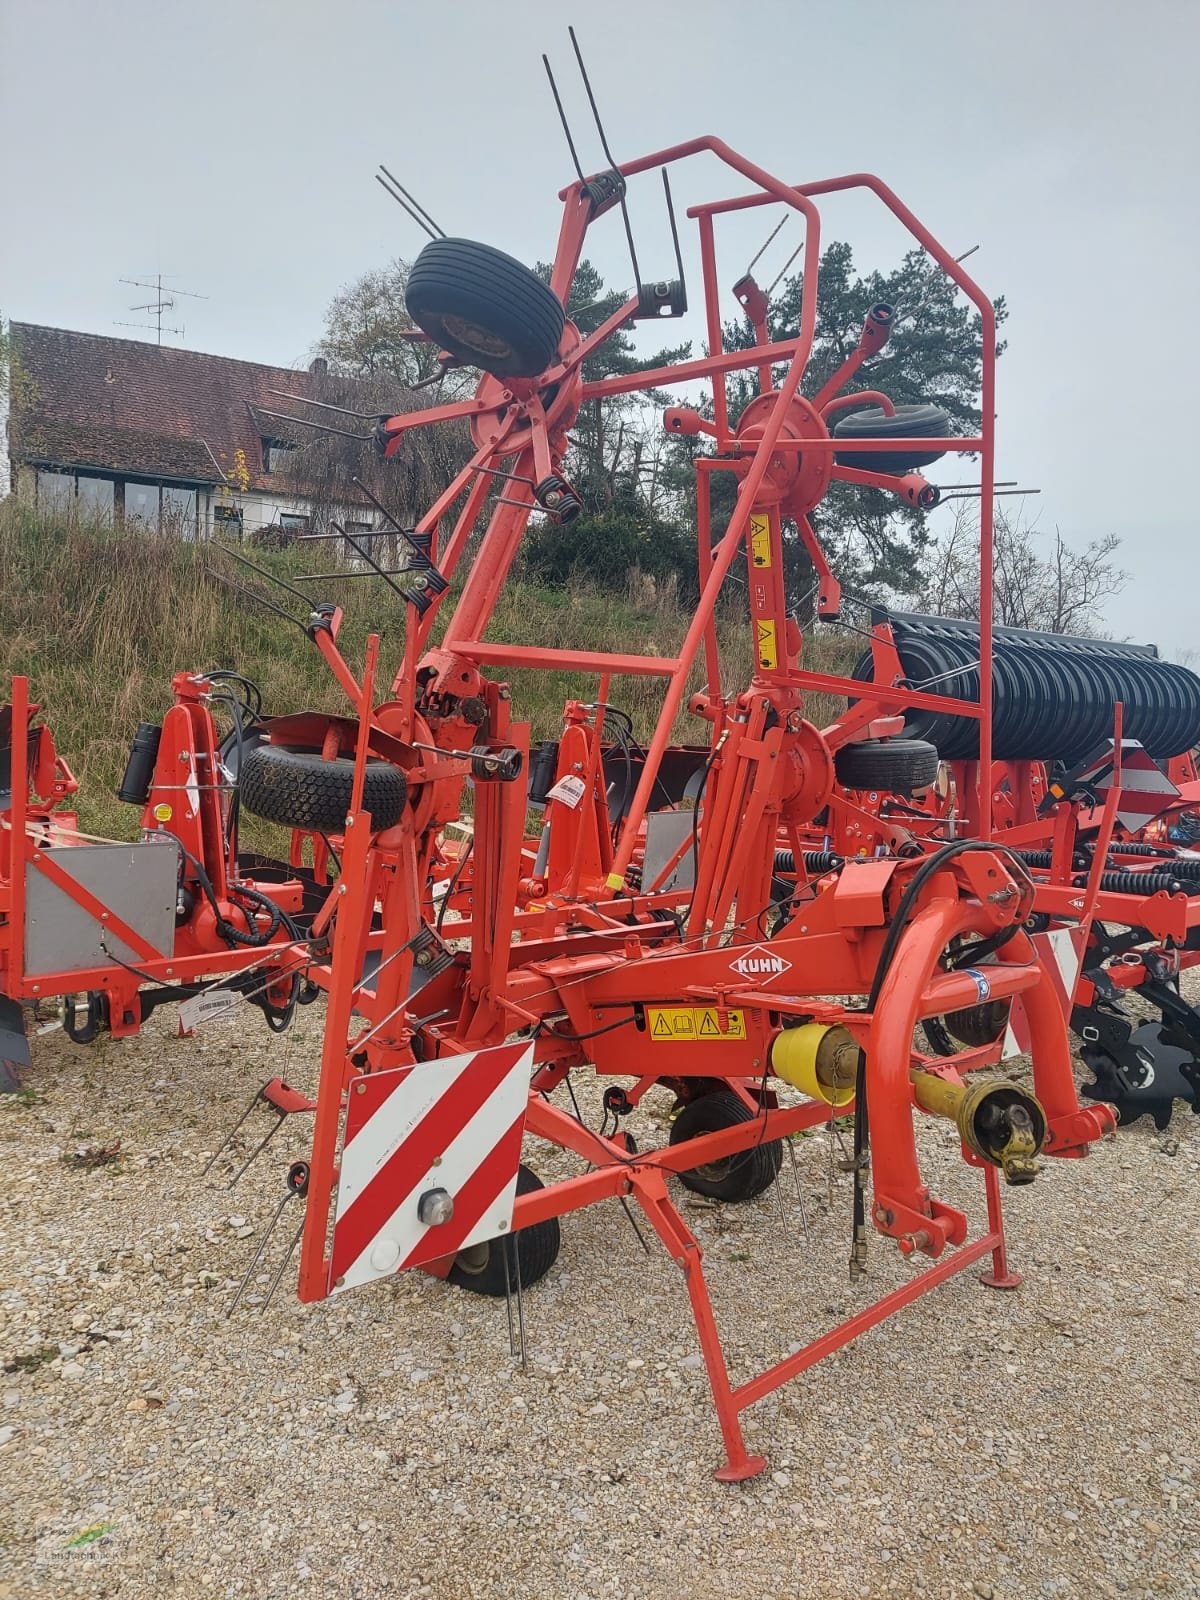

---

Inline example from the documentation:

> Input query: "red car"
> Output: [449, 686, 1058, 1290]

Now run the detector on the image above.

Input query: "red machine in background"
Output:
[0, 671, 313, 1090]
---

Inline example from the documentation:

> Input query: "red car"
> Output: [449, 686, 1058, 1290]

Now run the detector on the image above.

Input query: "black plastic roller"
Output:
[853, 611, 1200, 763]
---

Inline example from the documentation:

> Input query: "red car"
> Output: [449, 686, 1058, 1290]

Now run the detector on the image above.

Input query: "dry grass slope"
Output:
[0, 501, 858, 837]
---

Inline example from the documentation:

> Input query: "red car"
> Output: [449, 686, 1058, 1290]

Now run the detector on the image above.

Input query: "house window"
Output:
[161, 485, 198, 540]
[213, 504, 244, 539]
[36, 469, 74, 514]
[76, 476, 115, 520]
[124, 480, 160, 529]
[278, 513, 309, 540]
[262, 439, 295, 475]
[342, 520, 376, 562]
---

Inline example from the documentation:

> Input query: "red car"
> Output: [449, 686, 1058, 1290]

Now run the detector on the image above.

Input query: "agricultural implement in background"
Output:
[0, 670, 326, 1100]
[3, 43, 1199, 1476]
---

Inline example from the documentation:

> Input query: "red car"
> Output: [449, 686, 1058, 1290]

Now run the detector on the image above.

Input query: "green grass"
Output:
[0, 499, 858, 838]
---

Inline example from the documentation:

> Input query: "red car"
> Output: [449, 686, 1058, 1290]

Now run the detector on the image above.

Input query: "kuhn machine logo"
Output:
[728, 945, 793, 982]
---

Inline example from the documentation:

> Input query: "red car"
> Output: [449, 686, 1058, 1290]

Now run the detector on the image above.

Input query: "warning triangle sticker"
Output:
[652, 1013, 673, 1037]
[698, 1010, 720, 1037]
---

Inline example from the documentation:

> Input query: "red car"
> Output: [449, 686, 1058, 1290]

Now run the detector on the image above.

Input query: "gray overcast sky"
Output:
[2, 0, 1197, 653]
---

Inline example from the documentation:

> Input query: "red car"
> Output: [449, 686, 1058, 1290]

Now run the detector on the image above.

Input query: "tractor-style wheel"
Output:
[404, 238, 566, 378]
[833, 737, 939, 794]
[669, 1090, 783, 1202]
[833, 401, 953, 473]
[446, 1165, 562, 1296]
[238, 744, 407, 832]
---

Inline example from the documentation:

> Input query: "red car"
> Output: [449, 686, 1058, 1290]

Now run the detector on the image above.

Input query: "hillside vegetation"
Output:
[0, 502, 858, 837]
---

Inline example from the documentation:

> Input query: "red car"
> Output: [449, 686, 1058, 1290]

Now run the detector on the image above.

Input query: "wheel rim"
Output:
[442, 315, 514, 361]
[689, 1157, 732, 1182]
[453, 1240, 492, 1275]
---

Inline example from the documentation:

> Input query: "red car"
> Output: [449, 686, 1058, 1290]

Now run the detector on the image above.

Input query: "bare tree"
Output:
[914, 503, 1128, 636]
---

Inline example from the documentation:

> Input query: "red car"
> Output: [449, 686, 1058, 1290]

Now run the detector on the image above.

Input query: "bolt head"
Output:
[417, 1187, 454, 1227]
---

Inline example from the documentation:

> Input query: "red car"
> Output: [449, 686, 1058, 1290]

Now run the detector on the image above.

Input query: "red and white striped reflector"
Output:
[1078, 740, 1180, 830]
[329, 1041, 532, 1294]
[1001, 926, 1087, 1058]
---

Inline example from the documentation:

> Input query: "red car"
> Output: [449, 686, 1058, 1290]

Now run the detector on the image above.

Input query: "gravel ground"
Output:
[1, 997, 1198, 1600]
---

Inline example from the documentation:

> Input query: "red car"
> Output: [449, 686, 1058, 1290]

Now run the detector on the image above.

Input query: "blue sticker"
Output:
[963, 967, 991, 1002]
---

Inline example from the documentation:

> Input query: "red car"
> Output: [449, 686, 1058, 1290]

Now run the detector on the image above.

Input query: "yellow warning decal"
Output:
[756, 618, 778, 670]
[749, 513, 772, 568]
[647, 1006, 747, 1042]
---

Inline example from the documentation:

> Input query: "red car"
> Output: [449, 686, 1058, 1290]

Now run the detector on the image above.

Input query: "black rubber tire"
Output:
[834, 737, 939, 794]
[833, 402, 953, 473]
[942, 998, 1011, 1048]
[446, 1165, 561, 1296]
[669, 1090, 783, 1202]
[405, 238, 566, 378]
[239, 744, 407, 831]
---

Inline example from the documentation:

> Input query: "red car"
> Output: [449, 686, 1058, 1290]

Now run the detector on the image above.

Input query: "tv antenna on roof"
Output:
[115, 274, 208, 345]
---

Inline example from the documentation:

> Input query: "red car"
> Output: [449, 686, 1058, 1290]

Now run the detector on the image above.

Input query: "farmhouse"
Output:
[2, 322, 374, 542]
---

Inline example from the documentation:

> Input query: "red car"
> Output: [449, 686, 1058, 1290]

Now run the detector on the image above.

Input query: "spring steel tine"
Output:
[502, 1232, 518, 1359]
[226, 1187, 294, 1316]
[203, 1086, 266, 1176]
[374, 172, 440, 242]
[661, 169, 687, 310]
[937, 488, 1042, 502]
[772, 1163, 787, 1228]
[568, 25, 643, 297]
[513, 1229, 528, 1371]
[221, 545, 319, 609]
[785, 1137, 810, 1245]
[377, 165, 447, 239]
[474, 461, 538, 488]
[296, 567, 415, 583]
[261, 1213, 307, 1312]
[745, 214, 788, 278]
[252, 404, 374, 443]
[227, 1112, 284, 1188]
[349, 476, 417, 539]
[767, 240, 805, 298]
[266, 388, 388, 423]
[328, 522, 415, 609]
[618, 1194, 652, 1254]
[206, 570, 309, 635]
[542, 54, 587, 185]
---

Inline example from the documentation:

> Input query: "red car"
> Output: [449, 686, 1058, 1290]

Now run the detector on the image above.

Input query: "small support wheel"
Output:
[669, 1090, 783, 1202]
[446, 1164, 561, 1296]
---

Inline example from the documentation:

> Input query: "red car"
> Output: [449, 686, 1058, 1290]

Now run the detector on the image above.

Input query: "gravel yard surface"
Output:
[1, 1000, 1198, 1600]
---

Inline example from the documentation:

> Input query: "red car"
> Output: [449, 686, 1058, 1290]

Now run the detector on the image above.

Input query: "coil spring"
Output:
[1013, 848, 1090, 871]
[1085, 870, 1186, 896]
[773, 849, 844, 875]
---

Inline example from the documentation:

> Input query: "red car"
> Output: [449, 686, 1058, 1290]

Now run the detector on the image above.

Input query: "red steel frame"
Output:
[273, 140, 1122, 1479]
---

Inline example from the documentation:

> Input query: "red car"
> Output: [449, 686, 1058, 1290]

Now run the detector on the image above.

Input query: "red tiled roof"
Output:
[7, 323, 337, 490]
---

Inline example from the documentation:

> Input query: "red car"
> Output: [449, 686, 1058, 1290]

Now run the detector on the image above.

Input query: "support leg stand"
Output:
[977, 1163, 1022, 1290]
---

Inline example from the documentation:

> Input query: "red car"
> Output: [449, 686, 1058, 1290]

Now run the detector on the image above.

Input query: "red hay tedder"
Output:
[4, 92, 1200, 1478]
